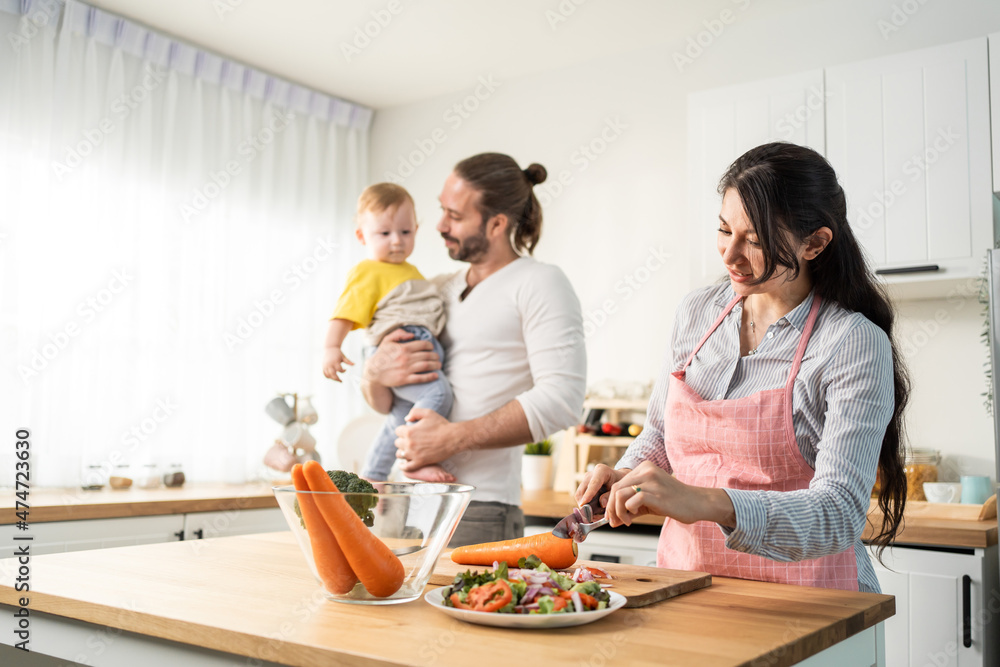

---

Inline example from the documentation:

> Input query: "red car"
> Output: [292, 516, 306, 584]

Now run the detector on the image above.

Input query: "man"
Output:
[361, 152, 586, 546]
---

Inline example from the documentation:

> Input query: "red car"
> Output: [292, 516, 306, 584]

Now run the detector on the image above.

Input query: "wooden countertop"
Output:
[522, 489, 999, 549]
[0, 531, 893, 667]
[6, 485, 995, 550]
[0, 482, 281, 524]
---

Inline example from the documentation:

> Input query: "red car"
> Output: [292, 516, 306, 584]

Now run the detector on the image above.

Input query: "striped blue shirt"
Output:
[619, 282, 894, 593]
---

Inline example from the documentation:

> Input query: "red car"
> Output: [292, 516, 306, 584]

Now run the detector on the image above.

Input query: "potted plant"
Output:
[521, 438, 554, 491]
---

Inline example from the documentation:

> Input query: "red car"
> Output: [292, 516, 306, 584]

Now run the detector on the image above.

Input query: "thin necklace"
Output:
[746, 296, 760, 356]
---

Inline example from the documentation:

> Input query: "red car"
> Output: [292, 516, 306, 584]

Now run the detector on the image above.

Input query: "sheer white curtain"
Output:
[0, 0, 371, 487]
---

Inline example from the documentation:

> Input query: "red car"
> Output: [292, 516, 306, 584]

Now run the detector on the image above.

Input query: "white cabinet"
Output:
[181, 508, 286, 541]
[0, 508, 286, 558]
[869, 544, 998, 667]
[575, 529, 659, 567]
[688, 70, 826, 285]
[990, 32, 1000, 194]
[826, 38, 993, 290]
[0, 515, 185, 559]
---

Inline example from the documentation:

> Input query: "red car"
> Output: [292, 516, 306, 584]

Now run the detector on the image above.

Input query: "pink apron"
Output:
[657, 294, 858, 591]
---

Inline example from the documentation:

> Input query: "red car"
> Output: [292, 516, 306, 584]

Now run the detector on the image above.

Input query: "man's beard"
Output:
[443, 225, 489, 262]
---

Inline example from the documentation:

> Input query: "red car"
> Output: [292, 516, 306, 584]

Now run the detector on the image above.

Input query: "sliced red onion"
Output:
[523, 584, 542, 602]
[571, 591, 584, 613]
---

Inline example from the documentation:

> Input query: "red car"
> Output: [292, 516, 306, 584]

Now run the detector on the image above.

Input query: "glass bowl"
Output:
[273, 482, 473, 604]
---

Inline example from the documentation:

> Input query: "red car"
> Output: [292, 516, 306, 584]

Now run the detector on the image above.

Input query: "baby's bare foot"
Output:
[405, 465, 456, 483]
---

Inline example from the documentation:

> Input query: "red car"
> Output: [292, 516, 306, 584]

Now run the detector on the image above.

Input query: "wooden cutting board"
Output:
[427, 553, 711, 608]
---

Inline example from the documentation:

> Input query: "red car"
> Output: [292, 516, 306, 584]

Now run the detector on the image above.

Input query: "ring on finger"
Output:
[632, 485, 641, 493]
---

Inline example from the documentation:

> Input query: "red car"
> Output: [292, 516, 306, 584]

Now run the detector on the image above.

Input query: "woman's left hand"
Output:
[607, 461, 737, 528]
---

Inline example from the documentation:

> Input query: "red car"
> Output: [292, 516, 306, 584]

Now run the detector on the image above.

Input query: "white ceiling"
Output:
[87, 0, 800, 109]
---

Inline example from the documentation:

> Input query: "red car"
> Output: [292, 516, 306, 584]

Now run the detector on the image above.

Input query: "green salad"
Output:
[442, 555, 611, 614]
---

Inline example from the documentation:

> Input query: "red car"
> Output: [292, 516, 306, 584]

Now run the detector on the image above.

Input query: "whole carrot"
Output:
[451, 532, 578, 569]
[291, 464, 358, 595]
[302, 460, 405, 598]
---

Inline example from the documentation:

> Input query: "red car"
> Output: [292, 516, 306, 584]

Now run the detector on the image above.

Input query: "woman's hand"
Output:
[606, 461, 737, 528]
[363, 328, 442, 388]
[574, 464, 630, 515]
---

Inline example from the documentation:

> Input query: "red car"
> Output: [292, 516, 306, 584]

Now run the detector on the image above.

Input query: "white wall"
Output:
[368, 0, 1000, 479]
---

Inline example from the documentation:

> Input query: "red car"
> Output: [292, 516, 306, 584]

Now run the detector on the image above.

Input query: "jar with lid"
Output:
[162, 463, 186, 488]
[109, 464, 133, 490]
[136, 463, 162, 489]
[80, 462, 108, 491]
[904, 448, 940, 501]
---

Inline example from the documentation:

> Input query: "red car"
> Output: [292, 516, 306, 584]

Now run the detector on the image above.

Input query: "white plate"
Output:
[423, 587, 627, 629]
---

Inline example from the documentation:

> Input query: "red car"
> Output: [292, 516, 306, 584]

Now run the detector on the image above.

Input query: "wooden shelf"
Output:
[574, 435, 635, 447]
[583, 397, 649, 411]
[554, 399, 648, 492]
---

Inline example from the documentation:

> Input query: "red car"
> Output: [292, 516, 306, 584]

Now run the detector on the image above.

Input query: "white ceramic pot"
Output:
[521, 455, 553, 491]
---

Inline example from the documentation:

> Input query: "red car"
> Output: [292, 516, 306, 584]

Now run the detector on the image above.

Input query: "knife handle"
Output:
[584, 484, 610, 517]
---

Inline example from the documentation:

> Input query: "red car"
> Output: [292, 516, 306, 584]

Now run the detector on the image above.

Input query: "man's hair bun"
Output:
[523, 163, 547, 186]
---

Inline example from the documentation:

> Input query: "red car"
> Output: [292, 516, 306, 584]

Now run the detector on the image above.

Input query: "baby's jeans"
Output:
[360, 325, 453, 480]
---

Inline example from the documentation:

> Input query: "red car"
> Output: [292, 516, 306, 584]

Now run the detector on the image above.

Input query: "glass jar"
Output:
[109, 464, 133, 490]
[136, 463, 161, 489]
[80, 462, 107, 491]
[162, 463, 186, 488]
[904, 448, 940, 501]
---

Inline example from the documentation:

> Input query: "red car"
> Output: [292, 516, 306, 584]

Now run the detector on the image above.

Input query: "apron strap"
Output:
[782, 294, 822, 458]
[681, 292, 822, 388]
[785, 294, 822, 391]
[681, 296, 742, 372]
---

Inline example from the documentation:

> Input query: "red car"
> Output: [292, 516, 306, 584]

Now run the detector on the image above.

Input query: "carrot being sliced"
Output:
[291, 464, 358, 595]
[450, 531, 578, 569]
[302, 460, 405, 598]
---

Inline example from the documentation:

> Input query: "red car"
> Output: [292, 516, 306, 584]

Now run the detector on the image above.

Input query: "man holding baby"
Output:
[361, 153, 587, 547]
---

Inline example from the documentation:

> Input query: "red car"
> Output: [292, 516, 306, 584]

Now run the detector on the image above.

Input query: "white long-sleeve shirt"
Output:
[619, 283, 894, 593]
[434, 257, 586, 505]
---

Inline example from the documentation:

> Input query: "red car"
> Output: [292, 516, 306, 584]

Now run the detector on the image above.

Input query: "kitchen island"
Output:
[0, 531, 892, 666]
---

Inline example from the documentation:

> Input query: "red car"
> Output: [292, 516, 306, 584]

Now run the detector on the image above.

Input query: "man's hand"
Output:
[394, 408, 461, 470]
[321, 347, 353, 381]
[364, 328, 442, 388]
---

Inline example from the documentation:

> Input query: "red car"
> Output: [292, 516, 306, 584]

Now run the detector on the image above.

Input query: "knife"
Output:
[552, 484, 609, 542]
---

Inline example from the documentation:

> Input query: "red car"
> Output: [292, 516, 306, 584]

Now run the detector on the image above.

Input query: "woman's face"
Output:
[716, 188, 807, 298]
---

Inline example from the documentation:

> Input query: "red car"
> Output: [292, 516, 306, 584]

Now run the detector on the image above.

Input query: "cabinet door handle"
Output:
[173, 530, 184, 542]
[193, 528, 204, 540]
[963, 574, 972, 648]
[874, 264, 941, 275]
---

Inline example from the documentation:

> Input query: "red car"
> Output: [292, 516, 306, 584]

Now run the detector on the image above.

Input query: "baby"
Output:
[322, 183, 454, 483]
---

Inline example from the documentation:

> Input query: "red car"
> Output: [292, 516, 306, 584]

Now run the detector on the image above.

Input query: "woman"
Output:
[577, 142, 908, 593]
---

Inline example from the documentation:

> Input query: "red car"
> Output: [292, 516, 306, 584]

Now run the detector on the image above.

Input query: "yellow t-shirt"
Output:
[331, 259, 425, 330]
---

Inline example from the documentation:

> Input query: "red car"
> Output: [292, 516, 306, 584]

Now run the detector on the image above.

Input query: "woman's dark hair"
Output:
[453, 153, 547, 255]
[718, 141, 909, 563]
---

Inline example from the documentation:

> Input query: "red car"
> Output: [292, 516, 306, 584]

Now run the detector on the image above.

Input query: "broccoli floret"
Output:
[293, 470, 379, 528]
[327, 470, 378, 527]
